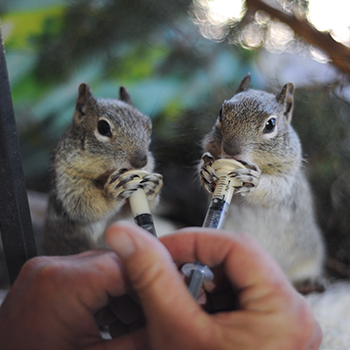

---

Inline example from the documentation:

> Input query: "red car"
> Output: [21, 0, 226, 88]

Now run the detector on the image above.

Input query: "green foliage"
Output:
[31, 0, 192, 82]
[2, 5, 64, 49]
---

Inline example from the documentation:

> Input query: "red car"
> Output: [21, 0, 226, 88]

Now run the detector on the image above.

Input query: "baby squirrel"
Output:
[201, 74, 325, 289]
[45, 83, 162, 255]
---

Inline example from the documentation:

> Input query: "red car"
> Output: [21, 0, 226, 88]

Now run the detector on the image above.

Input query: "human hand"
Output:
[0, 222, 322, 350]
[0, 250, 146, 350]
[103, 222, 322, 350]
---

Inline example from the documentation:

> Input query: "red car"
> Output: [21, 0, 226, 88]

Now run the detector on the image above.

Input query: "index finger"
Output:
[160, 228, 294, 306]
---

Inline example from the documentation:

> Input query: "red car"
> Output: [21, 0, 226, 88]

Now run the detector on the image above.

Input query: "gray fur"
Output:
[45, 83, 162, 255]
[201, 76, 325, 285]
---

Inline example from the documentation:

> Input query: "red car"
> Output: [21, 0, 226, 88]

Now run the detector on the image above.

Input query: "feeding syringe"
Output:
[182, 159, 245, 299]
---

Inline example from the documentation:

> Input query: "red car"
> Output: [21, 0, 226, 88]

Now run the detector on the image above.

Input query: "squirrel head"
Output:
[63, 83, 153, 174]
[204, 74, 301, 175]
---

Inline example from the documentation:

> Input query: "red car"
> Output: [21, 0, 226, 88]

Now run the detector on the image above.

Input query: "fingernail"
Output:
[108, 231, 135, 259]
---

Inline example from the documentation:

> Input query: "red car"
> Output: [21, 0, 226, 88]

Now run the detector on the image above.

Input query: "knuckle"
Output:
[21, 257, 65, 286]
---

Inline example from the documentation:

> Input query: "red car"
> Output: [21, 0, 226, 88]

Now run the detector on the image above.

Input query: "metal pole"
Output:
[0, 22, 37, 285]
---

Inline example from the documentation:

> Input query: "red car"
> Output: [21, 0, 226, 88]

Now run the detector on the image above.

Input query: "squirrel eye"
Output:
[263, 118, 276, 134]
[219, 108, 223, 122]
[97, 120, 112, 137]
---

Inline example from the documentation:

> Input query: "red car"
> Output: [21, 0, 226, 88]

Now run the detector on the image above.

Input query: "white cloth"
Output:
[305, 281, 350, 350]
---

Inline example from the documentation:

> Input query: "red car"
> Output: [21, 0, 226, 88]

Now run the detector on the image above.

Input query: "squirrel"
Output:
[200, 74, 325, 290]
[45, 83, 162, 256]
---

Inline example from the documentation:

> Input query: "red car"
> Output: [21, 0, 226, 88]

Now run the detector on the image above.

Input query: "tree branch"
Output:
[245, 0, 350, 76]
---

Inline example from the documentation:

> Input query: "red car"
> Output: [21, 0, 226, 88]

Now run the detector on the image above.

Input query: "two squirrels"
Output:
[45, 84, 162, 255]
[200, 74, 325, 289]
[45, 76, 324, 291]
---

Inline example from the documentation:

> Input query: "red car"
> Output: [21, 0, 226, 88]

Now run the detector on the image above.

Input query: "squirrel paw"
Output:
[105, 169, 163, 201]
[105, 169, 137, 200]
[200, 153, 218, 193]
[138, 173, 163, 202]
[229, 161, 261, 196]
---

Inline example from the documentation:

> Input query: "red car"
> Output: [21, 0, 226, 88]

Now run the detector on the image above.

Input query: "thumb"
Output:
[105, 222, 203, 340]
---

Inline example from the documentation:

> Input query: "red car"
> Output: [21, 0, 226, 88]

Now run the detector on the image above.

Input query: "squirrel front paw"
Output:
[105, 169, 163, 202]
[200, 154, 261, 196]
[138, 173, 163, 202]
[229, 161, 261, 196]
[200, 152, 218, 193]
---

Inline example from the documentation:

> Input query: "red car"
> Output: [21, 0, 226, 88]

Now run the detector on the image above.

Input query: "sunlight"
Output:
[204, 0, 244, 25]
[308, 0, 350, 45]
[192, 0, 350, 46]
[191, 0, 245, 41]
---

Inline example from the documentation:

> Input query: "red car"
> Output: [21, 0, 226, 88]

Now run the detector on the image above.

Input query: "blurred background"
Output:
[1, 0, 350, 281]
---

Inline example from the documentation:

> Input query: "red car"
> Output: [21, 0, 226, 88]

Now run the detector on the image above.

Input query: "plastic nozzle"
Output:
[211, 159, 245, 204]
[120, 170, 157, 237]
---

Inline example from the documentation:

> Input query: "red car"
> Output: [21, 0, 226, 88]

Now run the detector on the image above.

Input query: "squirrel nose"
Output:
[130, 152, 148, 169]
[223, 139, 242, 157]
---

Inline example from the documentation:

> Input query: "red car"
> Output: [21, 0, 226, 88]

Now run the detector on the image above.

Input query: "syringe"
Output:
[182, 159, 246, 299]
[120, 170, 158, 237]
[202, 159, 245, 229]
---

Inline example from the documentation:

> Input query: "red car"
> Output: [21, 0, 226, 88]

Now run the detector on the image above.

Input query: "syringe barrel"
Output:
[184, 159, 246, 299]
[126, 171, 158, 237]
[203, 159, 245, 229]
[203, 198, 230, 229]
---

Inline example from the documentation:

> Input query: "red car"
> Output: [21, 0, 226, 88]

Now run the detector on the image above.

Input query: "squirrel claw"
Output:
[200, 163, 218, 194]
[201, 179, 216, 194]
[230, 168, 260, 188]
[105, 171, 163, 202]
[200, 152, 219, 193]
[202, 152, 215, 166]
[139, 173, 163, 201]
[108, 168, 128, 184]
[228, 162, 261, 194]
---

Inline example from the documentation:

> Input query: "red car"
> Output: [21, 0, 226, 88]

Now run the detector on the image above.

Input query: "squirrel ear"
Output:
[74, 83, 94, 124]
[276, 83, 294, 123]
[119, 86, 133, 105]
[236, 73, 251, 94]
